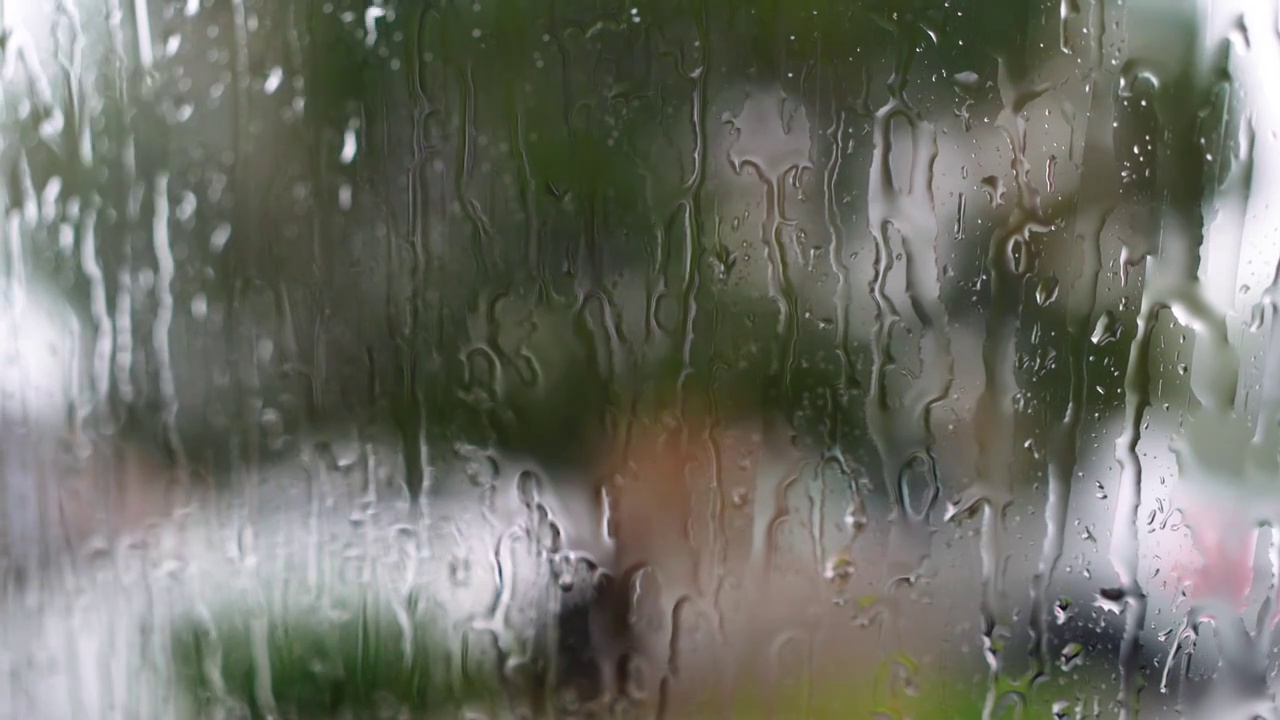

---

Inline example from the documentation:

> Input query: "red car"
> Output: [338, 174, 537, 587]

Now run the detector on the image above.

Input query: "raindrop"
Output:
[1249, 304, 1266, 331]
[1035, 277, 1060, 306]
[981, 175, 1006, 206]
[1090, 310, 1120, 345]
[950, 71, 982, 92]
[823, 554, 855, 585]
[190, 293, 208, 320]
[1053, 597, 1072, 625]
[516, 470, 542, 508]
[340, 127, 358, 164]
[263, 66, 283, 95]
[1229, 15, 1251, 53]
[1059, 641, 1085, 671]
[209, 222, 232, 253]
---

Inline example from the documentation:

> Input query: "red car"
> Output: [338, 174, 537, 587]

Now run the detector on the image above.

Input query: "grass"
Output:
[170, 596, 1112, 720]
[169, 591, 501, 719]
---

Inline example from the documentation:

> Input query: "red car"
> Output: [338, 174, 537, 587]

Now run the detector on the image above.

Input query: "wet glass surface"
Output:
[2, 0, 1280, 717]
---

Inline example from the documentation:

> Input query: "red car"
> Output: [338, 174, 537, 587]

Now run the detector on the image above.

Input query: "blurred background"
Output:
[3, 0, 1280, 717]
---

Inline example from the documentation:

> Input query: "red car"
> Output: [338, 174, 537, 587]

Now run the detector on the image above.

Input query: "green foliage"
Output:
[170, 593, 499, 718]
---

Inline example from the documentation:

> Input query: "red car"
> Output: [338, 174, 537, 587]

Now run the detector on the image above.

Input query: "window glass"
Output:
[1, 1, 1277, 718]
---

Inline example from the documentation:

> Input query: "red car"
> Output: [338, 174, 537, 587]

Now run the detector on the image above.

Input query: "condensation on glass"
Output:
[0, 0, 1278, 718]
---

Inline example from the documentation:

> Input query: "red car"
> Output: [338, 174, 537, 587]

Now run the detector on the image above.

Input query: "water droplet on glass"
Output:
[823, 554, 855, 585]
[263, 66, 283, 95]
[1035, 277, 1060, 306]
[209, 222, 232, 253]
[981, 175, 1006, 206]
[190, 293, 208, 320]
[1229, 15, 1251, 53]
[1059, 642, 1085, 671]
[950, 71, 982, 92]
[517, 470, 542, 508]
[1090, 310, 1120, 345]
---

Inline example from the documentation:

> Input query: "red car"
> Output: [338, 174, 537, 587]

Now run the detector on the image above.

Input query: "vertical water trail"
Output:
[1107, 187, 1238, 720]
[823, 110, 852, 386]
[723, 83, 814, 638]
[1187, 220, 1280, 709]
[456, 63, 495, 272]
[1030, 58, 1117, 679]
[103, 0, 136, 408]
[863, 39, 953, 577]
[1060, 0, 1081, 54]
[1108, 42, 1238, 716]
[1255, 254, 1280, 448]
[968, 66, 1053, 717]
[725, 91, 804, 396]
[1110, 284, 1158, 719]
[228, 0, 252, 249]
[510, 110, 540, 283]
[132, 0, 153, 70]
[405, 5, 437, 508]
[112, 253, 134, 406]
[79, 207, 113, 415]
[675, 3, 708, 418]
[0, 187, 44, 580]
[764, 172, 798, 389]
[152, 173, 186, 467]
